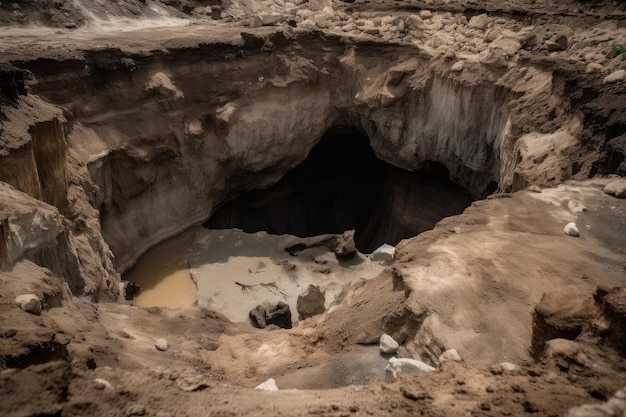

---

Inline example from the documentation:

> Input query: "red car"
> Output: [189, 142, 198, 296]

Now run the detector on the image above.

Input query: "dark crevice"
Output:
[204, 127, 473, 252]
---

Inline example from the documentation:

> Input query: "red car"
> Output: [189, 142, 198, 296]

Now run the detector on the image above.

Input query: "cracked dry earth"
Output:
[1, 0, 626, 416]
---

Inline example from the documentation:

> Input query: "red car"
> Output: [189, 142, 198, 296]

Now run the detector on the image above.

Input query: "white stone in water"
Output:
[563, 222, 580, 237]
[379, 333, 399, 353]
[255, 378, 279, 391]
[438, 348, 462, 363]
[385, 357, 435, 380]
[155, 338, 170, 351]
[15, 294, 41, 314]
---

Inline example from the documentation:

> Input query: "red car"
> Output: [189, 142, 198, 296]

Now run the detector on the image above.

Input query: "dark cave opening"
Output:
[204, 127, 473, 253]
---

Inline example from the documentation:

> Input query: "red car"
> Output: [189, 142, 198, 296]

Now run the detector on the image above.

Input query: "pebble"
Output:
[563, 222, 580, 237]
[155, 338, 169, 351]
[379, 333, 399, 353]
[14, 294, 41, 314]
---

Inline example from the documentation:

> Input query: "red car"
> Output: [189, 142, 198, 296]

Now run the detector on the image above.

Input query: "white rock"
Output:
[371, 244, 396, 264]
[438, 348, 462, 363]
[468, 14, 490, 30]
[501, 362, 517, 371]
[15, 294, 41, 314]
[309, 0, 331, 11]
[604, 70, 626, 84]
[155, 338, 170, 351]
[567, 200, 587, 213]
[563, 222, 580, 237]
[257, 12, 284, 26]
[585, 63, 604, 73]
[379, 334, 399, 353]
[385, 357, 435, 380]
[255, 378, 279, 391]
[94, 378, 113, 389]
[604, 179, 626, 198]
[451, 61, 465, 72]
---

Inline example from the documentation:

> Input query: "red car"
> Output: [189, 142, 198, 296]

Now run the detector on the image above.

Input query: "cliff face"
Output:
[0, 27, 596, 275]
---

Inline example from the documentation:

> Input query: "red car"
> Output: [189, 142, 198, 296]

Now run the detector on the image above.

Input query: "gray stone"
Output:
[15, 294, 41, 314]
[297, 284, 325, 319]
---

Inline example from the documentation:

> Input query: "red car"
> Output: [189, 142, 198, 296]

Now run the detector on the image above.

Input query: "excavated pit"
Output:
[204, 126, 473, 253]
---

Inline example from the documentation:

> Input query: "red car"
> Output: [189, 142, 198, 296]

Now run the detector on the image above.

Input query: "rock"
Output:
[491, 36, 522, 56]
[553, 34, 569, 50]
[255, 378, 279, 391]
[14, 294, 41, 314]
[296, 284, 325, 319]
[450, 61, 465, 72]
[145, 72, 184, 99]
[371, 243, 396, 264]
[309, 0, 332, 11]
[516, 26, 536, 46]
[567, 386, 626, 417]
[585, 63, 604, 73]
[567, 200, 587, 213]
[94, 378, 113, 389]
[379, 333, 399, 353]
[249, 302, 292, 329]
[155, 338, 169, 351]
[604, 70, 626, 84]
[240, 32, 266, 49]
[500, 362, 517, 371]
[479, 48, 509, 69]
[335, 230, 356, 259]
[563, 222, 579, 237]
[527, 185, 542, 193]
[439, 348, 462, 363]
[385, 357, 435, 380]
[256, 12, 284, 26]
[418, 10, 432, 19]
[468, 14, 489, 30]
[119, 281, 140, 302]
[604, 180, 626, 198]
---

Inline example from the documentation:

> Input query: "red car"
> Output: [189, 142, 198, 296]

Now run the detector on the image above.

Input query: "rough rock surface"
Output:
[379, 333, 400, 353]
[14, 294, 41, 314]
[249, 302, 293, 329]
[296, 284, 326, 319]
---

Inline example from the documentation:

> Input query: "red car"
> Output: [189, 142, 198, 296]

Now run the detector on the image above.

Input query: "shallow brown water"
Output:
[123, 228, 197, 309]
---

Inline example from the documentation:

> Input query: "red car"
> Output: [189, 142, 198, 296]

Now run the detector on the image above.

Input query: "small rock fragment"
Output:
[604, 179, 626, 198]
[439, 348, 462, 363]
[255, 378, 279, 391]
[297, 285, 325, 319]
[155, 338, 170, 351]
[335, 230, 357, 259]
[371, 243, 395, 264]
[15, 294, 41, 314]
[451, 61, 465, 72]
[379, 333, 400, 353]
[604, 70, 626, 84]
[94, 378, 113, 389]
[563, 222, 580, 237]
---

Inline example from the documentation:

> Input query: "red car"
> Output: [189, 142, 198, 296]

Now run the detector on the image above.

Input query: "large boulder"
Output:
[296, 285, 325, 319]
[249, 302, 292, 329]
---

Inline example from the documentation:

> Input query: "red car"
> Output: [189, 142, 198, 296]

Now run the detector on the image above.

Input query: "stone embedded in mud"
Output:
[563, 222, 580, 237]
[385, 357, 435, 381]
[379, 333, 399, 353]
[255, 378, 279, 391]
[334, 230, 357, 260]
[249, 302, 292, 329]
[155, 338, 170, 351]
[604, 179, 626, 198]
[14, 294, 41, 314]
[371, 244, 395, 264]
[296, 285, 325, 319]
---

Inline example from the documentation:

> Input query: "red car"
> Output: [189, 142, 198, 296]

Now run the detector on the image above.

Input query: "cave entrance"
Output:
[204, 127, 473, 252]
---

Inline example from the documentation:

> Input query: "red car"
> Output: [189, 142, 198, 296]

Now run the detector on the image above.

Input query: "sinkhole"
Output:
[123, 126, 476, 317]
[204, 126, 473, 252]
